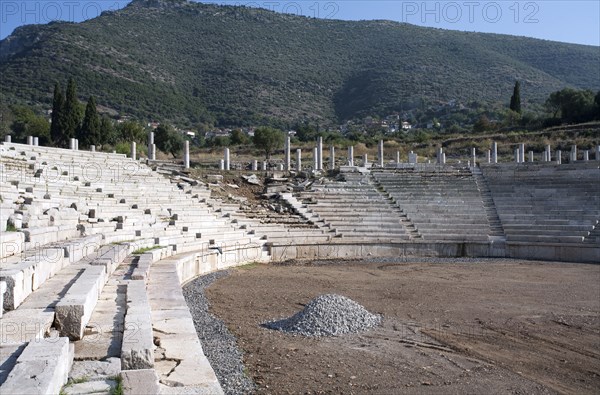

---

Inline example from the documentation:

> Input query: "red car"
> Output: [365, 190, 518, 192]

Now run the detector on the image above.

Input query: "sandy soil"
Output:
[206, 259, 600, 394]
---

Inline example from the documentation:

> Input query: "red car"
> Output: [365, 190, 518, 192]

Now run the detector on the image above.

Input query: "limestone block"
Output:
[0, 281, 5, 318]
[121, 369, 159, 395]
[64, 379, 117, 395]
[121, 281, 154, 370]
[54, 265, 107, 340]
[1, 337, 72, 395]
[69, 357, 121, 382]
[0, 231, 24, 259]
[0, 248, 62, 311]
[0, 308, 54, 344]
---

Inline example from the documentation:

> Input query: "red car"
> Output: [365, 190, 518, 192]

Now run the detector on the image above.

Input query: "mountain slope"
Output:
[1, 0, 598, 127]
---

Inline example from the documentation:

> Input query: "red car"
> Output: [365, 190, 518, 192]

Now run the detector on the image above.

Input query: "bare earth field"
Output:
[206, 259, 600, 394]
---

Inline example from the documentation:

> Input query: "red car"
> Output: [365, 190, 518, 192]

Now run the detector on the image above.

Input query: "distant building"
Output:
[401, 122, 412, 130]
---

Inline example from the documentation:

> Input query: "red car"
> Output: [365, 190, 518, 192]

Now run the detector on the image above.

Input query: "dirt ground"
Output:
[206, 259, 600, 395]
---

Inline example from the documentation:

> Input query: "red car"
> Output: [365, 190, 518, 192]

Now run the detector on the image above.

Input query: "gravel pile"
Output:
[183, 271, 254, 395]
[264, 294, 382, 337]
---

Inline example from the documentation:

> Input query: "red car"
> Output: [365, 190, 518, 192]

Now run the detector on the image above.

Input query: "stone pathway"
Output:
[63, 256, 135, 394]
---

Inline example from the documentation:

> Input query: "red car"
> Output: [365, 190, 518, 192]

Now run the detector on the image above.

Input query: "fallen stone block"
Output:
[54, 265, 107, 340]
[1, 337, 73, 395]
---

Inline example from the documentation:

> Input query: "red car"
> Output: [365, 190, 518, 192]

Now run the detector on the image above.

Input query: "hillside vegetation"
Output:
[1, 0, 598, 127]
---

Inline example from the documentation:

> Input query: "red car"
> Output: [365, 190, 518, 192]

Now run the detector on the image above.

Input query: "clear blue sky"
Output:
[1, 1, 598, 45]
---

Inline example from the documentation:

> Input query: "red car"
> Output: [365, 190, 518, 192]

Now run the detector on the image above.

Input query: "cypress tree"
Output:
[50, 82, 64, 145]
[510, 81, 522, 114]
[79, 96, 100, 148]
[63, 78, 81, 144]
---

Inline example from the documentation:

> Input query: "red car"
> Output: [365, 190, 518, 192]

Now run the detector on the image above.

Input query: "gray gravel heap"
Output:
[183, 271, 254, 395]
[264, 294, 382, 337]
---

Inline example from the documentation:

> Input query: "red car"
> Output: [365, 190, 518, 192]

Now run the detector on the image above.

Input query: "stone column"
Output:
[262, 161, 267, 171]
[442, 153, 446, 165]
[151, 144, 156, 161]
[583, 150, 589, 161]
[514, 149, 519, 163]
[571, 145, 577, 162]
[596, 145, 600, 161]
[471, 147, 476, 166]
[329, 145, 335, 170]
[408, 151, 418, 164]
[224, 147, 230, 171]
[556, 150, 562, 165]
[33, 137, 39, 146]
[317, 136, 323, 171]
[492, 142, 498, 164]
[184, 141, 190, 169]
[296, 149, 302, 172]
[75, 139, 79, 151]
[313, 147, 318, 171]
[131, 142, 136, 160]
[252, 160, 258, 171]
[90, 145, 95, 152]
[437, 147, 443, 164]
[27, 136, 33, 145]
[486, 150, 491, 163]
[148, 132, 155, 160]
[284, 135, 291, 171]
[528, 151, 534, 162]
[378, 140, 384, 167]
[4, 135, 11, 143]
[545, 145, 551, 162]
[219, 160, 225, 170]
[396, 151, 400, 164]
[348, 146, 354, 166]
[69, 138, 75, 150]
[519, 143, 525, 163]
[363, 153, 368, 167]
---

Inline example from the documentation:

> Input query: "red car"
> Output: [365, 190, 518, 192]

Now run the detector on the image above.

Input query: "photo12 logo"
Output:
[400, 1, 540, 24]
[1, 1, 126, 25]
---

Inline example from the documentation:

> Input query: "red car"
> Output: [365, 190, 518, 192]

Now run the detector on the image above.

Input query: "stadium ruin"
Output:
[0, 139, 598, 394]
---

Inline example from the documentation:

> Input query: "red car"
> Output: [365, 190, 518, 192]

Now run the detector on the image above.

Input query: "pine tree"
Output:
[79, 96, 100, 148]
[50, 82, 64, 145]
[63, 78, 81, 143]
[510, 81, 522, 114]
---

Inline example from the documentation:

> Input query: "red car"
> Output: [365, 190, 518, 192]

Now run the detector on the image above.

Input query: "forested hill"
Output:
[1, 0, 598, 127]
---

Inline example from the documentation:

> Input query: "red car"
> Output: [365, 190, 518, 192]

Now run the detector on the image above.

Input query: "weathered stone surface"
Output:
[69, 357, 121, 382]
[1, 337, 73, 395]
[0, 281, 5, 318]
[63, 379, 117, 394]
[0, 308, 54, 344]
[120, 369, 159, 395]
[0, 343, 26, 385]
[55, 265, 107, 340]
[121, 281, 154, 370]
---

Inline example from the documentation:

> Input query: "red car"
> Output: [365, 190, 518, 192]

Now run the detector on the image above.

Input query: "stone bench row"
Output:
[53, 244, 128, 340]
[1, 235, 103, 311]
[1, 337, 73, 394]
